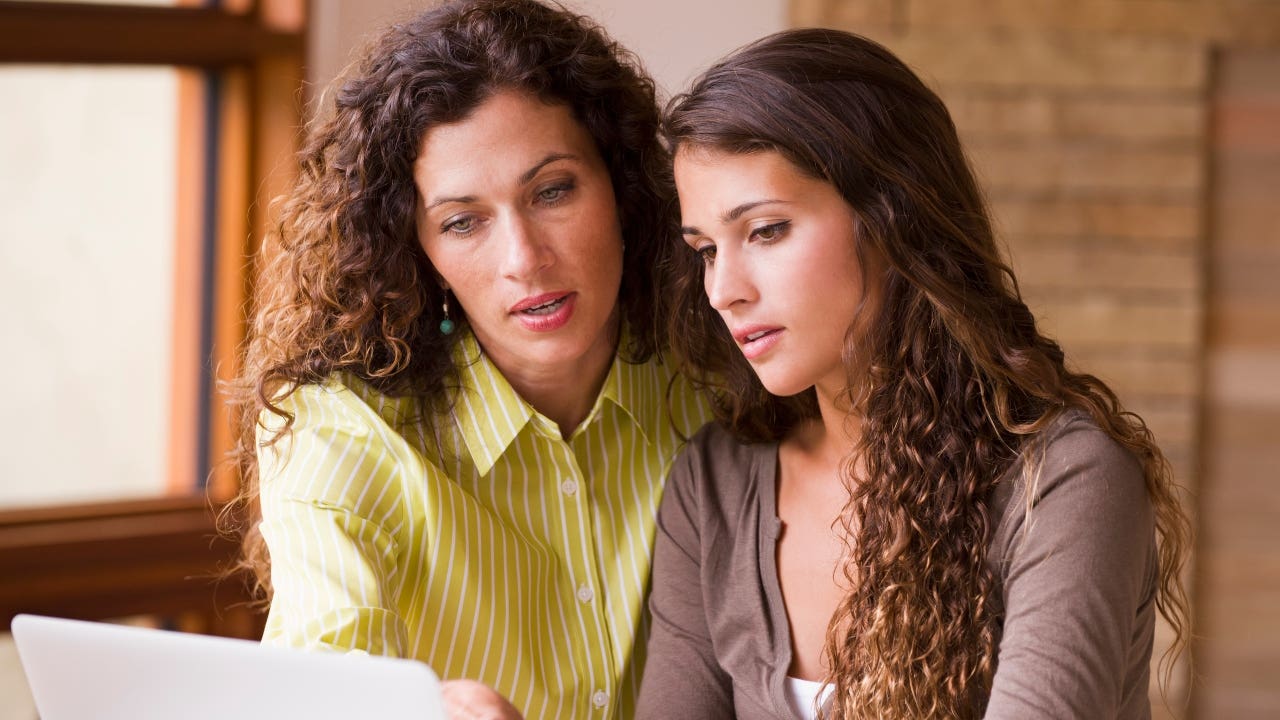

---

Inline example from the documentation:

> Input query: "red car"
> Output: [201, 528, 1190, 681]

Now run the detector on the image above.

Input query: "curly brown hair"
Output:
[662, 28, 1191, 719]
[225, 0, 676, 598]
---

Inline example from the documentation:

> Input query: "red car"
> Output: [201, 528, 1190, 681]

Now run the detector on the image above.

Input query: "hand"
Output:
[441, 679, 524, 720]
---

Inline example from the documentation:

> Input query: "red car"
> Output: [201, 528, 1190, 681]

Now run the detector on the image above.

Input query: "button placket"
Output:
[558, 438, 614, 718]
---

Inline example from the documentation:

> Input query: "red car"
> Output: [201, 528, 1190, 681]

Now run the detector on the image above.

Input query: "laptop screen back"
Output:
[12, 614, 445, 720]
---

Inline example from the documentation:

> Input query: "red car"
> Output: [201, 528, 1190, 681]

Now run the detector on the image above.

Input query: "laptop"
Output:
[12, 614, 445, 720]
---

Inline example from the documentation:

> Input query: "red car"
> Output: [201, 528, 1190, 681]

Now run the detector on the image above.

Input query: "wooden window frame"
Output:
[0, 0, 304, 637]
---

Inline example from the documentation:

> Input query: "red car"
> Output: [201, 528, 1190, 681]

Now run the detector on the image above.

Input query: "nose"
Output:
[499, 211, 554, 280]
[705, 246, 755, 312]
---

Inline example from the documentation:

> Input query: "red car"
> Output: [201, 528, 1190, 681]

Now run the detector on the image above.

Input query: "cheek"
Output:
[582, 175, 622, 231]
[593, 208, 625, 259]
[577, 203, 625, 276]
[422, 241, 486, 303]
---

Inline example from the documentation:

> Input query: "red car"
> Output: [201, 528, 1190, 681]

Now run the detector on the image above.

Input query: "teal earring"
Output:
[439, 292, 456, 335]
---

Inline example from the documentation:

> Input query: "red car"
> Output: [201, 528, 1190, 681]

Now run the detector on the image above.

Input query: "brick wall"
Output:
[1199, 49, 1280, 720]
[788, 1, 1280, 717]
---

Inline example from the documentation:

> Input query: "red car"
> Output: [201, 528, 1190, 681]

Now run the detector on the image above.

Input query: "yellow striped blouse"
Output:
[258, 331, 710, 719]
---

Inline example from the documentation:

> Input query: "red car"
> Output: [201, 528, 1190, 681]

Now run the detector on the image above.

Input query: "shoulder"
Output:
[687, 419, 758, 457]
[1034, 409, 1147, 511]
[267, 373, 419, 437]
[1041, 408, 1139, 462]
[665, 421, 773, 521]
[991, 408, 1154, 566]
[257, 375, 424, 488]
[675, 421, 767, 480]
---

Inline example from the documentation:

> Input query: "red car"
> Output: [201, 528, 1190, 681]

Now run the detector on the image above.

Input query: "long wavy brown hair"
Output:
[225, 0, 677, 599]
[662, 28, 1191, 719]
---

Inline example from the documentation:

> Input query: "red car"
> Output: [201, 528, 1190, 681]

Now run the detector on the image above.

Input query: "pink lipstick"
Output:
[510, 292, 576, 332]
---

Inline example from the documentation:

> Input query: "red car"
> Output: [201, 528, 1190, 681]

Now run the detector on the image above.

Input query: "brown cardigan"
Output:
[637, 411, 1158, 720]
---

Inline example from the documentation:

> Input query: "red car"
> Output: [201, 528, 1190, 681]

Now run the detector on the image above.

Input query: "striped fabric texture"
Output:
[258, 331, 710, 719]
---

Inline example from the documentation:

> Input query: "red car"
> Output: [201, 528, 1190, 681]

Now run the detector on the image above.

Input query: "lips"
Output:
[510, 291, 571, 314]
[517, 295, 569, 315]
[510, 291, 576, 332]
[732, 324, 780, 344]
[732, 324, 784, 360]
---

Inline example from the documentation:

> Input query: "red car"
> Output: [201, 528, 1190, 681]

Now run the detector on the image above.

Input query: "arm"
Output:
[257, 383, 410, 657]
[984, 422, 1157, 719]
[636, 444, 735, 720]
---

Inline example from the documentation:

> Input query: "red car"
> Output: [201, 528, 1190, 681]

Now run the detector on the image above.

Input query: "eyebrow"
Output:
[519, 152, 576, 184]
[423, 153, 578, 212]
[680, 199, 788, 236]
[424, 194, 476, 212]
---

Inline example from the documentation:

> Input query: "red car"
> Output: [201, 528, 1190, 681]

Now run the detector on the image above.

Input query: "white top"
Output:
[784, 676, 834, 720]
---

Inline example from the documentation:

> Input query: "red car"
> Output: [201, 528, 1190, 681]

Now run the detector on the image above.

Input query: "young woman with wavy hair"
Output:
[225, 1, 708, 717]
[637, 28, 1190, 720]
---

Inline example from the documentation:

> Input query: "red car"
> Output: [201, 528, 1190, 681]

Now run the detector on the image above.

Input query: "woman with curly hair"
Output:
[227, 1, 707, 717]
[638, 29, 1191, 720]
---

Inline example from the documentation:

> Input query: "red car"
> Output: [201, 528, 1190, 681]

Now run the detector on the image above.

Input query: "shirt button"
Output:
[561, 479, 578, 496]
[576, 584, 594, 603]
[591, 690, 609, 709]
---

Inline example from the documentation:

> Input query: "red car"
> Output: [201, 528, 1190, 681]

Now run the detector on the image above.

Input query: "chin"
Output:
[754, 370, 815, 399]
[520, 331, 590, 358]
[534, 323, 613, 359]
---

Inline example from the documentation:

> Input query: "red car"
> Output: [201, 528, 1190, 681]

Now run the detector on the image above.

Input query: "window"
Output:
[0, 0, 304, 637]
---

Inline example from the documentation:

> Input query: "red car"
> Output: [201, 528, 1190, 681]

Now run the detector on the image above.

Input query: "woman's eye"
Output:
[695, 244, 717, 265]
[442, 216, 476, 235]
[751, 220, 790, 242]
[537, 181, 574, 204]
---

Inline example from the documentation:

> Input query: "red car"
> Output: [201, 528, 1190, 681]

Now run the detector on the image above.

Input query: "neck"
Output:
[795, 377, 863, 470]
[497, 318, 620, 439]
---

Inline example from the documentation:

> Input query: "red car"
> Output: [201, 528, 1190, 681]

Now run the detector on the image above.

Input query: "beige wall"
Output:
[564, 0, 785, 98]
[307, 0, 786, 100]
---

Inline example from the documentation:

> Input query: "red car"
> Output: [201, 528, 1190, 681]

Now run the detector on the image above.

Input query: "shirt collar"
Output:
[451, 332, 534, 477]
[449, 328, 666, 475]
[596, 343, 666, 448]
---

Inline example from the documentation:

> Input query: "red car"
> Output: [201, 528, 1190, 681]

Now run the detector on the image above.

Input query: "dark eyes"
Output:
[751, 220, 790, 242]
[692, 219, 790, 266]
